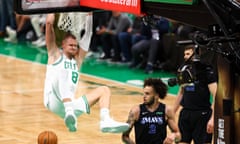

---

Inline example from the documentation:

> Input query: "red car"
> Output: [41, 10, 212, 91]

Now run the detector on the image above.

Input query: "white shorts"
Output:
[44, 91, 90, 119]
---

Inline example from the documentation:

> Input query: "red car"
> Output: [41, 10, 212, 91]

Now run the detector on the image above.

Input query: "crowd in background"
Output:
[89, 11, 198, 74]
[0, 1, 199, 74]
[1, 2, 218, 144]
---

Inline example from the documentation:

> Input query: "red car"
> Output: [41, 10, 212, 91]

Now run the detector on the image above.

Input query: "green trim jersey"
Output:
[44, 53, 79, 107]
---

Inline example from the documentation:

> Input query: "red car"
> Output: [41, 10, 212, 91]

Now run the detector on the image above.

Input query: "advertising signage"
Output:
[144, 0, 198, 5]
[80, 0, 142, 15]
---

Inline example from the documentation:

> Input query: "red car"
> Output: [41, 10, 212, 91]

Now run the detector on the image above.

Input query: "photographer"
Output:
[172, 45, 218, 144]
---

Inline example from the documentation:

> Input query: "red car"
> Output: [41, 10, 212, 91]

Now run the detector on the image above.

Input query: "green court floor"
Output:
[0, 38, 179, 95]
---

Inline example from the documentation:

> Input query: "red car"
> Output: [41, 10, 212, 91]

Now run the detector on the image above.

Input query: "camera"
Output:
[168, 64, 195, 87]
[167, 78, 178, 87]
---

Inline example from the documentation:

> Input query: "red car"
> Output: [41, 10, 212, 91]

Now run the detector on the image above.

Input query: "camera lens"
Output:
[168, 78, 177, 87]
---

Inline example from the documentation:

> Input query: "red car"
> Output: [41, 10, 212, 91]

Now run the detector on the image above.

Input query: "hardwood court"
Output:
[0, 55, 177, 144]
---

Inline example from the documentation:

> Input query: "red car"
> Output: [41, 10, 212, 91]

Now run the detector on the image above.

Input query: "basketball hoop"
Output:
[58, 12, 85, 34]
[57, 12, 93, 51]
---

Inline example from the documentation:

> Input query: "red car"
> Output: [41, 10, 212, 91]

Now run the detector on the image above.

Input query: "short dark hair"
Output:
[184, 44, 194, 51]
[143, 78, 168, 99]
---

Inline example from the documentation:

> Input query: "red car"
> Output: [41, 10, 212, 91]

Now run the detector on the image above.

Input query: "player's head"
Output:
[143, 78, 168, 105]
[62, 32, 78, 56]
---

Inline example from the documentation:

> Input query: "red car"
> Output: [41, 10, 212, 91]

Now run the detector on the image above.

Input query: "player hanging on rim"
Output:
[43, 12, 129, 133]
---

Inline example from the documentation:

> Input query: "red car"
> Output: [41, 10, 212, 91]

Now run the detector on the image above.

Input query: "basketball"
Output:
[37, 131, 58, 144]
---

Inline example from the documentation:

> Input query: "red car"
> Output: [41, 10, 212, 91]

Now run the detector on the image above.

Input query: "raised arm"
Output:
[45, 13, 59, 64]
[122, 106, 139, 144]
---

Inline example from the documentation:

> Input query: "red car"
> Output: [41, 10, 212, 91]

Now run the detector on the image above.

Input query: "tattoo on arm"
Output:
[122, 110, 136, 144]
[127, 110, 135, 124]
[123, 110, 135, 135]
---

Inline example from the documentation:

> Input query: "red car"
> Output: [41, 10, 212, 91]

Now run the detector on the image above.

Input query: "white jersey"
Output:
[44, 53, 79, 107]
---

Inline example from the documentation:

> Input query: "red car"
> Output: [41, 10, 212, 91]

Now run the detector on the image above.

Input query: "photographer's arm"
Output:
[173, 86, 184, 113]
[207, 82, 217, 134]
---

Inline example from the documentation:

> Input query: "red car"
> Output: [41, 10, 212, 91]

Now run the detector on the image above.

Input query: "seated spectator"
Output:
[129, 16, 170, 74]
[89, 10, 111, 55]
[31, 14, 46, 47]
[118, 14, 152, 63]
[5, 14, 36, 43]
[1, 0, 17, 40]
[97, 11, 132, 62]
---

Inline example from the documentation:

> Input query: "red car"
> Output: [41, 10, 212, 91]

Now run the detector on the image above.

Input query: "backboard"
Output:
[15, 0, 97, 14]
[15, 0, 142, 15]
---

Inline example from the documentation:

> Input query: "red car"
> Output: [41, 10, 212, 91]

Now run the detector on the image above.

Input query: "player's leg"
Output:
[44, 89, 78, 132]
[63, 99, 78, 132]
[84, 86, 129, 133]
[84, 86, 110, 107]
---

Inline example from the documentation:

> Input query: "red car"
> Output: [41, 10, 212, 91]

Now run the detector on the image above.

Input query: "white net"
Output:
[58, 12, 87, 35]
[57, 12, 93, 51]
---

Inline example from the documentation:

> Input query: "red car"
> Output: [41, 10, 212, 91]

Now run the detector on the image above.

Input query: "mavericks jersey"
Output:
[44, 53, 79, 107]
[134, 103, 167, 144]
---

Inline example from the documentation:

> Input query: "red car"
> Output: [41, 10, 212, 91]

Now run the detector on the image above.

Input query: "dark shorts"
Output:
[178, 108, 212, 144]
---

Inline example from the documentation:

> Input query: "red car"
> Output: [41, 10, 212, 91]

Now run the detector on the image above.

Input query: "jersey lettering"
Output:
[149, 124, 157, 134]
[72, 71, 79, 84]
[64, 61, 77, 70]
[141, 116, 164, 124]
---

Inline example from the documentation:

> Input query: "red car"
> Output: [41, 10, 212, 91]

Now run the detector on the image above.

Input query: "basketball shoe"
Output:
[4, 26, 17, 43]
[64, 107, 77, 132]
[100, 118, 129, 133]
[32, 36, 45, 47]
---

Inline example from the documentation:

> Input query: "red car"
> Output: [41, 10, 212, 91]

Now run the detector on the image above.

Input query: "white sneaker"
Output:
[4, 26, 17, 43]
[4, 37, 17, 43]
[32, 36, 46, 47]
[32, 37, 43, 45]
[64, 109, 77, 132]
[100, 118, 129, 133]
[36, 39, 46, 47]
